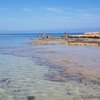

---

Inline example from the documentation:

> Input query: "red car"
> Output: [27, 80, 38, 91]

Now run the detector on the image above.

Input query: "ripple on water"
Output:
[0, 47, 100, 100]
[0, 54, 73, 100]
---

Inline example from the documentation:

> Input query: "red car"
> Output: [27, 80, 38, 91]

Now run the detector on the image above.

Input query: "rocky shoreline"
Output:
[30, 32, 100, 46]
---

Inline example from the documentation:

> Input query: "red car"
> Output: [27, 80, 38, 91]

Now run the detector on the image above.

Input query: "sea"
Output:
[0, 33, 100, 100]
[0, 33, 82, 48]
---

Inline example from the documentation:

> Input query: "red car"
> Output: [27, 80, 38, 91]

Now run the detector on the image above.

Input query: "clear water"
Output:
[0, 34, 73, 100]
[0, 33, 83, 48]
[0, 33, 100, 100]
[0, 34, 35, 48]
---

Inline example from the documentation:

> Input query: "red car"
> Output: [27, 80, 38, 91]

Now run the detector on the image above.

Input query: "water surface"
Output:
[0, 34, 100, 100]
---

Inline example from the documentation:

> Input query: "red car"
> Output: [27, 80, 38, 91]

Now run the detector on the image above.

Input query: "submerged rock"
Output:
[27, 96, 35, 100]
[14, 89, 21, 92]
[0, 78, 11, 84]
[0, 78, 10, 83]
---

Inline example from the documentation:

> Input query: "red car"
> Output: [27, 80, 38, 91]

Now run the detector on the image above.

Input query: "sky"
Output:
[0, 0, 100, 33]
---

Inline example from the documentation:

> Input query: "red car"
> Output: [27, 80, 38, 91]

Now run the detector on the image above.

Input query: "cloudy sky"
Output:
[0, 0, 100, 32]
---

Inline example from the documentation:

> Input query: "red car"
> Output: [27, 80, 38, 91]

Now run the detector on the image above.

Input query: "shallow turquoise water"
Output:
[0, 34, 72, 100]
[0, 54, 74, 100]
[0, 34, 100, 100]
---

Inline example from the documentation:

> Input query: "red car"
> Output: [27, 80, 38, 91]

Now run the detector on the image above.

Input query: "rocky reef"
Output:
[30, 32, 100, 46]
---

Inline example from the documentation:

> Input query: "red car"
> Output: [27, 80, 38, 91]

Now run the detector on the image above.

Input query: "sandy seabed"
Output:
[0, 44, 100, 100]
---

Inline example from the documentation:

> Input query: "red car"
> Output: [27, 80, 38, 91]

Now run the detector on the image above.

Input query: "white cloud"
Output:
[22, 8, 33, 12]
[47, 7, 63, 13]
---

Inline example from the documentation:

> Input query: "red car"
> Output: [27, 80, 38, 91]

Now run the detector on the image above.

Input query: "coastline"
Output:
[30, 32, 100, 46]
